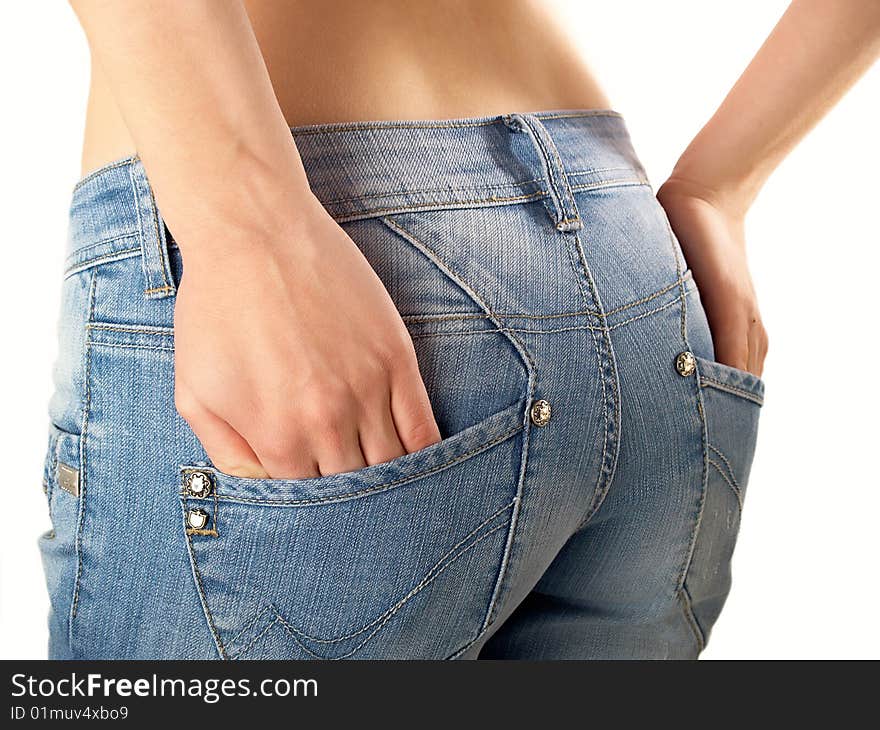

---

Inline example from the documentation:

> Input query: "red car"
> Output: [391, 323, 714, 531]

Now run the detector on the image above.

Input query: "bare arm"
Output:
[658, 0, 880, 375]
[70, 0, 441, 479]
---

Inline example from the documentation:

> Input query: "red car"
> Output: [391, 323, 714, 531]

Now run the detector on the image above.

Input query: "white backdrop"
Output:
[0, 1, 877, 659]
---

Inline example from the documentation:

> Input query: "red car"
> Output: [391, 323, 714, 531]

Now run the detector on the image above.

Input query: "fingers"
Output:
[357, 390, 407, 466]
[312, 420, 368, 476]
[176, 399, 270, 478]
[747, 318, 769, 377]
[389, 360, 442, 454]
[178, 357, 439, 481]
[712, 317, 767, 377]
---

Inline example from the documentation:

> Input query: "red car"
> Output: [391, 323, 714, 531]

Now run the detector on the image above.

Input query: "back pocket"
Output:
[180, 398, 526, 660]
[685, 357, 764, 643]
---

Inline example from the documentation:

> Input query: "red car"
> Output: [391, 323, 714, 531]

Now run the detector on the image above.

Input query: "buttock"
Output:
[39, 111, 761, 659]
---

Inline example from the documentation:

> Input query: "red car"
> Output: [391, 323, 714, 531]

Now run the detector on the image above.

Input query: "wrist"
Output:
[156, 134, 320, 254]
[176, 190, 332, 278]
[658, 168, 752, 222]
[664, 143, 765, 219]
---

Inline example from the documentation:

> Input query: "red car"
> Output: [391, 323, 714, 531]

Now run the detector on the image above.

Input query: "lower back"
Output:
[79, 0, 610, 175]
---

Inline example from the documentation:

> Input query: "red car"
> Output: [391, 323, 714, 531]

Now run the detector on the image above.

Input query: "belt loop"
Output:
[503, 113, 582, 232]
[129, 158, 176, 299]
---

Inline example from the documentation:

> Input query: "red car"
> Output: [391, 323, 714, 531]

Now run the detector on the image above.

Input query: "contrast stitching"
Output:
[379, 215, 537, 368]
[567, 165, 637, 178]
[403, 310, 585, 323]
[574, 231, 621, 526]
[408, 290, 696, 339]
[265, 504, 513, 646]
[700, 376, 764, 406]
[332, 190, 547, 220]
[605, 272, 693, 317]
[291, 112, 621, 136]
[708, 459, 744, 511]
[324, 179, 544, 206]
[182, 505, 227, 660]
[535, 111, 623, 120]
[146, 181, 170, 291]
[87, 343, 175, 354]
[607, 293, 684, 330]
[517, 116, 571, 226]
[709, 444, 742, 493]
[231, 617, 282, 659]
[64, 247, 141, 277]
[72, 156, 138, 192]
[293, 119, 500, 136]
[569, 179, 648, 193]
[410, 326, 589, 339]
[226, 606, 275, 653]
[69, 269, 97, 637]
[559, 234, 611, 532]
[65, 233, 138, 261]
[678, 586, 706, 653]
[669, 208, 711, 592]
[266, 522, 510, 660]
[398, 271, 694, 323]
[379, 215, 536, 631]
[537, 118, 581, 225]
[445, 631, 484, 660]
[87, 323, 175, 335]
[213, 425, 522, 507]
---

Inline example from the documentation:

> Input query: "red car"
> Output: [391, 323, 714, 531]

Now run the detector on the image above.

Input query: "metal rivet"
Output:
[185, 470, 213, 497]
[530, 399, 552, 427]
[675, 351, 697, 377]
[186, 509, 209, 530]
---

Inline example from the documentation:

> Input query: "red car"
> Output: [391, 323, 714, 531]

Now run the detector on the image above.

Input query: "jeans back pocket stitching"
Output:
[700, 375, 764, 406]
[69, 267, 97, 648]
[708, 443, 742, 493]
[181, 507, 228, 660]
[708, 459, 744, 511]
[244, 520, 511, 660]
[194, 422, 522, 507]
[369, 214, 537, 637]
[225, 502, 514, 659]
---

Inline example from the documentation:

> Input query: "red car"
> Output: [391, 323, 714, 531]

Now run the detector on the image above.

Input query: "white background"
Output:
[0, 1, 877, 659]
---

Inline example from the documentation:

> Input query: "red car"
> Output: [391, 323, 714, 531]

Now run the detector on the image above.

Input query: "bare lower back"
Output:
[79, 0, 609, 175]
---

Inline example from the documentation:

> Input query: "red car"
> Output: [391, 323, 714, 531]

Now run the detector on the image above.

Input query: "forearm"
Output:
[668, 0, 880, 215]
[70, 0, 309, 253]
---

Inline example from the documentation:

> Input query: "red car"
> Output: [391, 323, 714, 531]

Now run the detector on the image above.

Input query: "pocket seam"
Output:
[230, 510, 513, 660]
[694, 355, 764, 406]
[708, 458, 744, 512]
[708, 443, 744, 510]
[700, 375, 764, 406]
[185, 419, 523, 508]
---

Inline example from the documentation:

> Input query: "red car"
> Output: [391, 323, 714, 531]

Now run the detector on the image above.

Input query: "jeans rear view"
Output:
[40, 111, 763, 659]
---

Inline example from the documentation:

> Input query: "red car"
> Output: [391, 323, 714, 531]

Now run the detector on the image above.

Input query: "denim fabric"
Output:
[40, 111, 763, 659]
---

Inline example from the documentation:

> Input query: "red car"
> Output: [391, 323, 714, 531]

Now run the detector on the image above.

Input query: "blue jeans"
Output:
[41, 111, 763, 659]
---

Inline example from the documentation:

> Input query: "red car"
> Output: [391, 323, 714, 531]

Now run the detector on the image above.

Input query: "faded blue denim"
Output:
[40, 111, 763, 659]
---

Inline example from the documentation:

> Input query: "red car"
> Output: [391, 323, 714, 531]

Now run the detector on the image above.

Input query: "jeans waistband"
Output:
[66, 110, 648, 299]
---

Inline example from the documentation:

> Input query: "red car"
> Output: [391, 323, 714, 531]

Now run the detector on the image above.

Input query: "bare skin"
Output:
[69, 0, 880, 480]
[79, 1, 609, 174]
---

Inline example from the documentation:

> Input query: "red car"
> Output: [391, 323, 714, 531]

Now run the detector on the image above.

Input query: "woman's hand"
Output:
[173, 194, 441, 480]
[657, 178, 768, 377]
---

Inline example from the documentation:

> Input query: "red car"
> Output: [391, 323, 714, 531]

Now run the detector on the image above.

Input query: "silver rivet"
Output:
[530, 399, 552, 427]
[185, 470, 213, 497]
[676, 351, 697, 377]
[186, 509, 209, 530]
